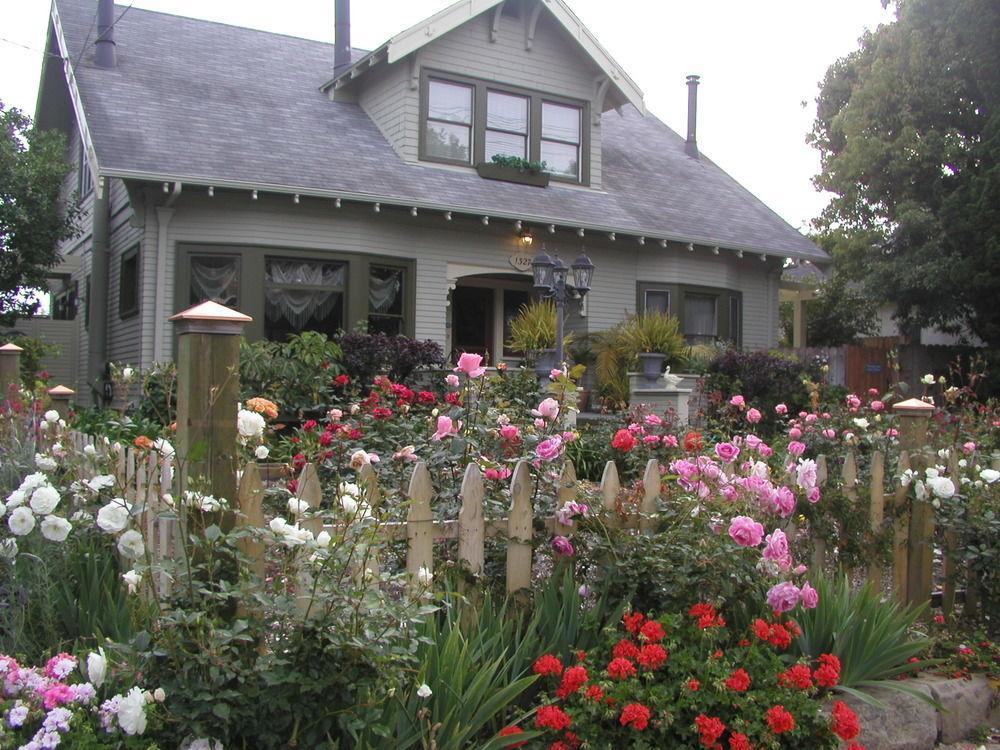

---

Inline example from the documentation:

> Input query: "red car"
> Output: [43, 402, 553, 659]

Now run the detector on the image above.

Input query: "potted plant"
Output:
[476, 155, 550, 187]
[594, 312, 686, 402]
[506, 299, 573, 376]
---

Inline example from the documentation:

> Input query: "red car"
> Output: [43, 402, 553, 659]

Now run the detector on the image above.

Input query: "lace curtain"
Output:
[684, 295, 717, 337]
[369, 268, 402, 313]
[190, 257, 239, 307]
[265, 259, 345, 329]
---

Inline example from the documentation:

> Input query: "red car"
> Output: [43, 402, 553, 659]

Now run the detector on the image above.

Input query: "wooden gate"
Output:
[844, 337, 898, 394]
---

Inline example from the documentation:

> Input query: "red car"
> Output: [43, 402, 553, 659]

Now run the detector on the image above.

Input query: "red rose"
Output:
[292, 453, 307, 470]
[533, 654, 564, 677]
[535, 705, 572, 731]
[445, 391, 463, 406]
[302, 419, 318, 432]
[607, 657, 637, 680]
[831, 700, 860, 740]
[724, 668, 751, 692]
[636, 644, 668, 670]
[766, 705, 796, 734]
[498, 726, 527, 748]
[334, 374, 350, 386]
[372, 407, 393, 420]
[318, 431, 333, 446]
[417, 391, 436, 404]
[611, 429, 638, 452]
[687, 679, 700, 691]
[619, 703, 651, 731]
[556, 666, 588, 699]
[683, 430, 704, 452]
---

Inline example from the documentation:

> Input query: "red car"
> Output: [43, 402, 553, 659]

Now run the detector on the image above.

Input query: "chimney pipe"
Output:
[95, 0, 117, 68]
[685, 74, 700, 157]
[334, 0, 351, 72]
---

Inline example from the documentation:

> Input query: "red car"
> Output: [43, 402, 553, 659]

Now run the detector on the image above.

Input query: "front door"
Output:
[451, 285, 494, 360]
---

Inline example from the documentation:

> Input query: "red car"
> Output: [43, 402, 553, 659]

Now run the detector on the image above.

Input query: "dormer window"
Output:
[419, 70, 590, 185]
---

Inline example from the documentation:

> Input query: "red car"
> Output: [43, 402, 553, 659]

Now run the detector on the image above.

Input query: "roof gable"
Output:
[325, 0, 644, 113]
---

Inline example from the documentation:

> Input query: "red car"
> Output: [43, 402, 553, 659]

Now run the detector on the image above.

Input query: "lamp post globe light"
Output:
[530, 246, 595, 372]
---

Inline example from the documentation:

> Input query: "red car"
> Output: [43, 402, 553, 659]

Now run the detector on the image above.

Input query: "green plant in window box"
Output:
[477, 156, 551, 186]
[489, 155, 548, 174]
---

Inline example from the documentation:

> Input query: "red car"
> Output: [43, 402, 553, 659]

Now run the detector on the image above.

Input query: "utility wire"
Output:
[71, 2, 135, 70]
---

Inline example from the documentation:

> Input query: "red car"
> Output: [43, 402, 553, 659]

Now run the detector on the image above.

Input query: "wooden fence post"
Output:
[46, 385, 75, 420]
[811, 455, 829, 572]
[506, 461, 533, 594]
[893, 398, 935, 608]
[639, 459, 660, 533]
[892, 451, 911, 605]
[237, 463, 266, 583]
[0, 343, 22, 398]
[169, 301, 251, 509]
[295, 463, 323, 617]
[940, 451, 960, 615]
[867, 451, 886, 590]
[600, 461, 620, 527]
[458, 463, 485, 579]
[841, 452, 859, 575]
[407, 462, 434, 586]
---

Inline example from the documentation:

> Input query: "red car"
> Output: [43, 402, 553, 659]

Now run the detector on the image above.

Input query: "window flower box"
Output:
[476, 162, 550, 187]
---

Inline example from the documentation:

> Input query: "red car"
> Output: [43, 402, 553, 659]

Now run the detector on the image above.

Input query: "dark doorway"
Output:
[452, 285, 494, 359]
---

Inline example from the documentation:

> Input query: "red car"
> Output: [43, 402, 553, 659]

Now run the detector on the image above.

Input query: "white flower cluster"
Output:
[3, 472, 72, 544]
[95, 497, 145, 560]
[268, 517, 330, 549]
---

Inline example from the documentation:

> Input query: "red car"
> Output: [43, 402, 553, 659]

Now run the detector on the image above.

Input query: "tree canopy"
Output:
[0, 102, 80, 324]
[809, 0, 1000, 347]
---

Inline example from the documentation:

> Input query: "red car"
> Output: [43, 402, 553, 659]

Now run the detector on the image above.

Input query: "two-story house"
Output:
[33, 0, 826, 402]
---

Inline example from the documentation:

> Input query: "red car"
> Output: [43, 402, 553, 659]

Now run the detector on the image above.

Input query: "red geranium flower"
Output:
[498, 725, 527, 748]
[623, 611, 645, 634]
[607, 657, 637, 680]
[831, 701, 860, 740]
[777, 664, 813, 690]
[613, 639, 640, 660]
[535, 705, 572, 731]
[724, 668, 751, 692]
[611, 429, 638, 452]
[694, 714, 726, 747]
[636, 644, 668, 670]
[766, 705, 796, 734]
[584, 684, 604, 702]
[729, 732, 753, 750]
[533, 655, 564, 677]
[639, 620, 666, 643]
[687, 679, 700, 691]
[814, 653, 841, 688]
[334, 374, 350, 386]
[619, 703, 651, 731]
[556, 666, 588, 699]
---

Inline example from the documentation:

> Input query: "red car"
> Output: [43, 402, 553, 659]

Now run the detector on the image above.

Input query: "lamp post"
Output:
[531, 247, 595, 368]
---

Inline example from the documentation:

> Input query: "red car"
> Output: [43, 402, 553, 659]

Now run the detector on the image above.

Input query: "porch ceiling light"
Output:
[531, 251, 554, 291]
[571, 252, 595, 294]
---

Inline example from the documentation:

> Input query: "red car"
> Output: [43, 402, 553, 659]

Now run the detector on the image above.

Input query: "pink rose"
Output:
[728, 516, 764, 547]
[870, 400, 885, 412]
[721, 484, 740, 502]
[445, 373, 460, 388]
[533, 418, 546, 429]
[804, 413, 818, 423]
[643, 435, 661, 446]
[800, 581, 819, 609]
[774, 486, 797, 517]
[715, 442, 740, 462]
[551, 535, 574, 556]
[431, 416, 461, 441]
[536, 435, 564, 461]
[549, 368, 565, 380]
[787, 441, 806, 457]
[822, 428, 836, 439]
[962, 441, 976, 455]
[453, 352, 486, 378]
[885, 428, 899, 438]
[532, 397, 560, 420]
[763, 529, 792, 570]
[562, 431, 578, 442]
[485, 467, 512, 481]
[808, 486, 822, 503]
[662, 434, 679, 448]
[774, 403, 788, 415]
[730, 395, 746, 408]
[499, 424, 521, 442]
[766, 581, 801, 613]
[788, 427, 802, 439]
[644, 413, 663, 426]
[746, 408, 762, 424]
[758, 444, 774, 458]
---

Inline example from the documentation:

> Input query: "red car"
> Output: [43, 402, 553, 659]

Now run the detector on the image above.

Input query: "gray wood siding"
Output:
[106, 179, 143, 369]
[358, 8, 604, 187]
[150, 193, 778, 361]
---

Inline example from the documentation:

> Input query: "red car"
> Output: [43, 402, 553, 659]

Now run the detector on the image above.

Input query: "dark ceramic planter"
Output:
[637, 352, 667, 382]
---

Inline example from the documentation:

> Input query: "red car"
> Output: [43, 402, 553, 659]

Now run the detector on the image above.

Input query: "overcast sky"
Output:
[1, 0, 895, 231]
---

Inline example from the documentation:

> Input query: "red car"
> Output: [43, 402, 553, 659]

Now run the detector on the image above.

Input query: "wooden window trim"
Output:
[419, 68, 591, 186]
[118, 245, 140, 320]
[636, 281, 742, 344]
[176, 244, 416, 343]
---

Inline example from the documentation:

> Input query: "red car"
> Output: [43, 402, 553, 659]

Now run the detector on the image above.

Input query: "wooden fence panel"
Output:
[553, 461, 577, 536]
[811, 456, 829, 572]
[639, 459, 660, 533]
[406, 462, 434, 585]
[506, 461, 533, 594]
[458, 463, 485, 578]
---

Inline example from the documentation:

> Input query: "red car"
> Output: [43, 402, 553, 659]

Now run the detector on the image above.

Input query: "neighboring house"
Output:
[33, 0, 826, 403]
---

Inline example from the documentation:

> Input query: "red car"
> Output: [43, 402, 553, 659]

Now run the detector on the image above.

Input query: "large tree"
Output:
[809, 0, 1000, 347]
[0, 102, 80, 324]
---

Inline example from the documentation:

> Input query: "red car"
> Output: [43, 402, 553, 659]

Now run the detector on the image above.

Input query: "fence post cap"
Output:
[170, 300, 252, 335]
[0, 343, 24, 353]
[893, 397, 935, 415]
[47, 385, 76, 397]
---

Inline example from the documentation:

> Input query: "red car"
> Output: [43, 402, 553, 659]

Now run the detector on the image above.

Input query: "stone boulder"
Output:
[833, 682, 938, 750]
[919, 675, 994, 744]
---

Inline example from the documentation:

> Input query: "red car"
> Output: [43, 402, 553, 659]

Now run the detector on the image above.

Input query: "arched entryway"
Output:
[447, 272, 534, 366]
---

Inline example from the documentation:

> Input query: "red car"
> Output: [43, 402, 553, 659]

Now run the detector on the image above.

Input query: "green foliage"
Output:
[594, 313, 686, 406]
[506, 299, 573, 359]
[133, 361, 177, 428]
[785, 268, 879, 347]
[0, 103, 81, 324]
[809, 0, 1000, 347]
[70, 406, 165, 443]
[239, 330, 343, 416]
[0, 333, 58, 385]
[489, 154, 548, 173]
[793, 576, 934, 698]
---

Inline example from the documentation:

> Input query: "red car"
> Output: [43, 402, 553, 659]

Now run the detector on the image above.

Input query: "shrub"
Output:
[338, 332, 443, 385]
[239, 330, 344, 416]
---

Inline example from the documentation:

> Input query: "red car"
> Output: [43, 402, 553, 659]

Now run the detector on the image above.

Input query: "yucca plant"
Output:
[594, 312, 685, 405]
[793, 575, 939, 705]
[506, 299, 573, 360]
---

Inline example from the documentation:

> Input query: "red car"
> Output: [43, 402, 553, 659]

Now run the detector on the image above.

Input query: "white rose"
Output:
[86, 475, 116, 492]
[152, 438, 174, 457]
[7, 507, 35, 536]
[5, 489, 25, 508]
[416, 566, 433, 585]
[116, 687, 148, 736]
[237, 410, 266, 439]
[19, 473, 47, 493]
[97, 500, 131, 533]
[83, 444, 97, 457]
[122, 569, 141, 594]
[44, 409, 60, 423]
[35, 454, 58, 472]
[254, 445, 269, 460]
[980, 469, 999, 484]
[86, 649, 107, 688]
[852, 418, 870, 430]
[416, 684, 433, 699]
[122, 367, 134, 380]
[341, 496, 358, 514]
[117, 529, 145, 559]
[315, 530, 331, 548]
[29, 485, 60, 515]
[921, 374, 935, 385]
[287, 497, 308, 516]
[926, 476, 956, 500]
[153, 688, 166, 703]
[281, 524, 312, 547]
[269, 517, 288, 534]
[40, 515, 72, 542]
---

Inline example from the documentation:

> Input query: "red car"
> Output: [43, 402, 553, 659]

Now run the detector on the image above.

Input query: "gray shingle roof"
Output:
[53, 0, 826, 261]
